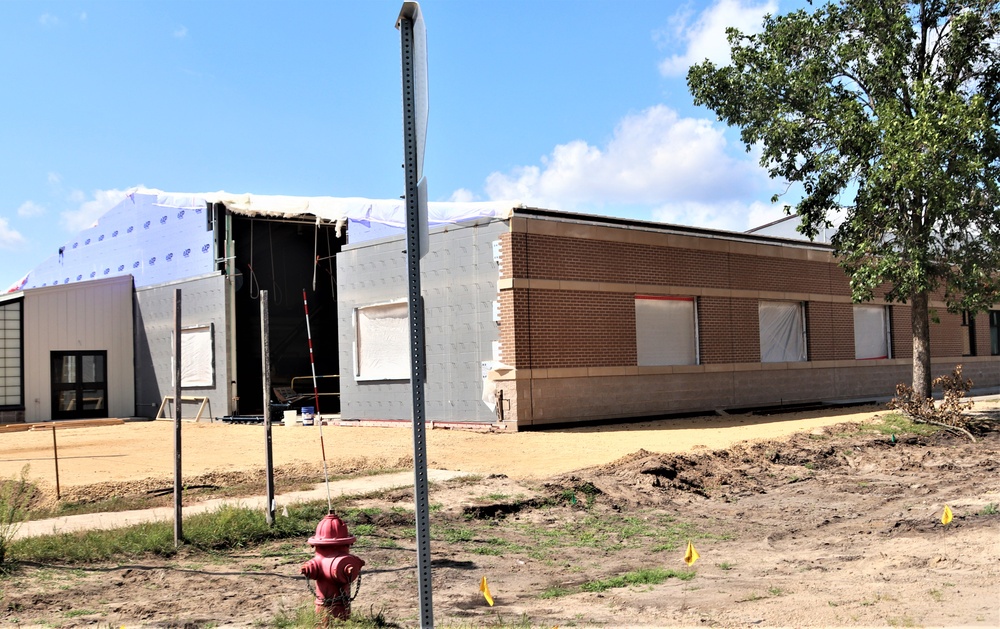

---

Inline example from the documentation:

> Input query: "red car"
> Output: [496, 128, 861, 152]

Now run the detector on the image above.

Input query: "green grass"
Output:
[978, 503, 998, 516]
[539, 586, 573, 599]
[862, 412, 940, 437]
[580, 567, 695, 592]
[10, 501, 337, 563]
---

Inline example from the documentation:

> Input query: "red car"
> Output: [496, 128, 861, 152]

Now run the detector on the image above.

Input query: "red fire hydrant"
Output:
[301, 513, 365, 624]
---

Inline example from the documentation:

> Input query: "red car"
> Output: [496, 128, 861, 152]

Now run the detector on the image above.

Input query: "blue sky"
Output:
[0, 0, 806, 291]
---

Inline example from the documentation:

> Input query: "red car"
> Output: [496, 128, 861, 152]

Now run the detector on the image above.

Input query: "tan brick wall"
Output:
[698, 297, 760, 364]
[493, 215, 999, 427]
[806, 302, 854, 361]
[515, 289, 635, 369]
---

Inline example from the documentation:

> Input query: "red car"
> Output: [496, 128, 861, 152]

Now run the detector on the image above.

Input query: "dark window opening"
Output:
[991, 311, 999, 356]
[961, 311, 976, 357]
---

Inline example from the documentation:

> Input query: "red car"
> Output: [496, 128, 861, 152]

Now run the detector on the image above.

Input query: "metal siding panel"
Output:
[338, 221, 504, 422]
[134, 275, 228, 420]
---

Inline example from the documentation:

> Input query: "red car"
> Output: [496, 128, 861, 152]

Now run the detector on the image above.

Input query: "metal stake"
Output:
[261, 289, 275, 526]
[173, 288, 183, 547]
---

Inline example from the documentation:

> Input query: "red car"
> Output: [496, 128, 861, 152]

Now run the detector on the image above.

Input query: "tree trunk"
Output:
[911, 290, 933, 398]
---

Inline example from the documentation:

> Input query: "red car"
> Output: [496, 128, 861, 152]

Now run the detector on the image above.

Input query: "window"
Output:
[0, 299, 22, 408]
[961, 311, 977, 356]
[991, 311, 999, 356]
[635, 296, 698, 366]
[854, 305, 891, 360]
[759, 301, 807, 363]
[50, 351, 107, 419]
[355, 302, 409, 380]
[171, 324, 215, 387]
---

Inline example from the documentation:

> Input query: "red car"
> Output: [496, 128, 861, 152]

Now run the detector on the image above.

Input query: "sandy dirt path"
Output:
[0, 405, 911, 488]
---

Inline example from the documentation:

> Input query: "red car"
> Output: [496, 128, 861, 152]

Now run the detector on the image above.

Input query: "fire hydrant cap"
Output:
[308, 513, 357, 546]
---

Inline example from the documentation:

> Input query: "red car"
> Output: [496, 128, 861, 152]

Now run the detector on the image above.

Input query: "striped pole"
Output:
[303, 289, 333, 512]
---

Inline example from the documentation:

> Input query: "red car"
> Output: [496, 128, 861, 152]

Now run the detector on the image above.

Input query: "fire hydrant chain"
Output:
[304, 573, 362, 606]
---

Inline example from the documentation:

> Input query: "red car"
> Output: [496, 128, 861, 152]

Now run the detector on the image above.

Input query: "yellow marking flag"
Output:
[684, 540, 700, 566]
[941, 505, 953, 526]
[480, 575, 494, 606]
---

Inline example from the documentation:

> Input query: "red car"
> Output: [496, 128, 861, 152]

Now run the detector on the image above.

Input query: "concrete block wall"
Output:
[495, 212, 999, 427]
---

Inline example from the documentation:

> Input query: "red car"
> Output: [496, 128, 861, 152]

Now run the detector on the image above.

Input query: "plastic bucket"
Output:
[301, 406, 314, 426]
[283, 410, 297, 427]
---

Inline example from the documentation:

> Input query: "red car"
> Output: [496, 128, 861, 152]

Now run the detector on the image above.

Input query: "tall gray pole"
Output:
[261, 289, 275, 526]
[173, 288, 183, 547]
[397, 3, 433, 626]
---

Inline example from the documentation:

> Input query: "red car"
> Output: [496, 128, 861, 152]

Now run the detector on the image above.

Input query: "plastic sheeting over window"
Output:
[759, 301, 806, 363]
[635, 296, 698, 366]
[853, 305, 889, 360]
[171, 324, 215, 387]
[355, 302, 409, 381]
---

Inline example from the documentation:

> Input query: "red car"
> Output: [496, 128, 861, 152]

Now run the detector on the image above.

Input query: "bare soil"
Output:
[2, 403, 999, 628]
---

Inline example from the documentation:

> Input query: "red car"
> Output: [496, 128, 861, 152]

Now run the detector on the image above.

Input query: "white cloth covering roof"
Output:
[144, 188, 518, 226]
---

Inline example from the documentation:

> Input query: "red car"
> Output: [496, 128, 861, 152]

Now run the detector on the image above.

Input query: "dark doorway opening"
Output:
[230, 214, 344, 416]
[51, 351, 108, 420]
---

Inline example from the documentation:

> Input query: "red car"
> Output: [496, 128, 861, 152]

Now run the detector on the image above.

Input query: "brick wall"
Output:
[698, 297, 760, 363]
[806, 302, 855, 361]
[494, 214, 999, 427]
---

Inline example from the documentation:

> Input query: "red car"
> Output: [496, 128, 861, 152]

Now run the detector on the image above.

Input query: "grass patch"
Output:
[717, 562, 734, 570]
[978, 503, 998, 516]
[10, 500, 335, 563]
[862, 412, 940, 437]
[580, 567, 695, 592]
[539, 586, 573, 599]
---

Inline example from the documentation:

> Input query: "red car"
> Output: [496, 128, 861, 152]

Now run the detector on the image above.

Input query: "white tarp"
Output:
[149, 189, 517, 227]
[356, 302, 409, 380]
[171, 324, 214, 387]
[853, 305, 889, 360]
[635, 296, 698, 366]
[759, 301, 806, 363]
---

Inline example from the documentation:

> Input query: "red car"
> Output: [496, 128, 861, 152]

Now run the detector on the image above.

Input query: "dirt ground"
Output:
[2, 401, 999, 628]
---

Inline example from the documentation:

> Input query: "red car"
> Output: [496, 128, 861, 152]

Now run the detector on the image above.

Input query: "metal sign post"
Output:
[261, 289, 275, 526]
[397, 2, 433, 626]
[173, 288, 183, 547]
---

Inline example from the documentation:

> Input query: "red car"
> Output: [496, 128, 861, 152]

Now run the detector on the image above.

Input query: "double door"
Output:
[51, 351, 107, 420]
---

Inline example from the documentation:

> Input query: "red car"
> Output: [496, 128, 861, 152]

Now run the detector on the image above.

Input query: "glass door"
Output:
[50, 351, 108, 420]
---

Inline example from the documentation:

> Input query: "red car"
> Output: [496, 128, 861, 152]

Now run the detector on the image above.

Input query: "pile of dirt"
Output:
[552, 419, 997, 508]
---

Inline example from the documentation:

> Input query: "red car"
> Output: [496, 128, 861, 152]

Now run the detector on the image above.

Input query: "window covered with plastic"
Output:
[853, 305, 890, 360]
[635, 296, 698, 366]
[758, 301, 806, 363]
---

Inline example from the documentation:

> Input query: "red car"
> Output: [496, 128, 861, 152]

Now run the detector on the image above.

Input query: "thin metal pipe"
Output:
[302, 289, 333, 513]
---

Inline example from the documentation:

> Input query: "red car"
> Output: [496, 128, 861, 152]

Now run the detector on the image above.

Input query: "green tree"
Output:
[688, 0, 1000, 397]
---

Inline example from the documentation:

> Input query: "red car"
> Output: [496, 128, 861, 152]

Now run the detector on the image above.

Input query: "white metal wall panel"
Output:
[22, 276, 135, 421]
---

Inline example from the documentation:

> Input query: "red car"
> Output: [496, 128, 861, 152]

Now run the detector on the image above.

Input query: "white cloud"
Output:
[173, 25, 188, 39]
[481, 105, 768, 223]
[79, 12, 87, 22]
[60, 189, 131, 233]
[448, 188, 477, 203]
[38, 13, 59, 27]
[652, 199, 783, 232]
[17, 201, 46, 218]
[658, 0, 777, 77]
[0, 218, 26, 249]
